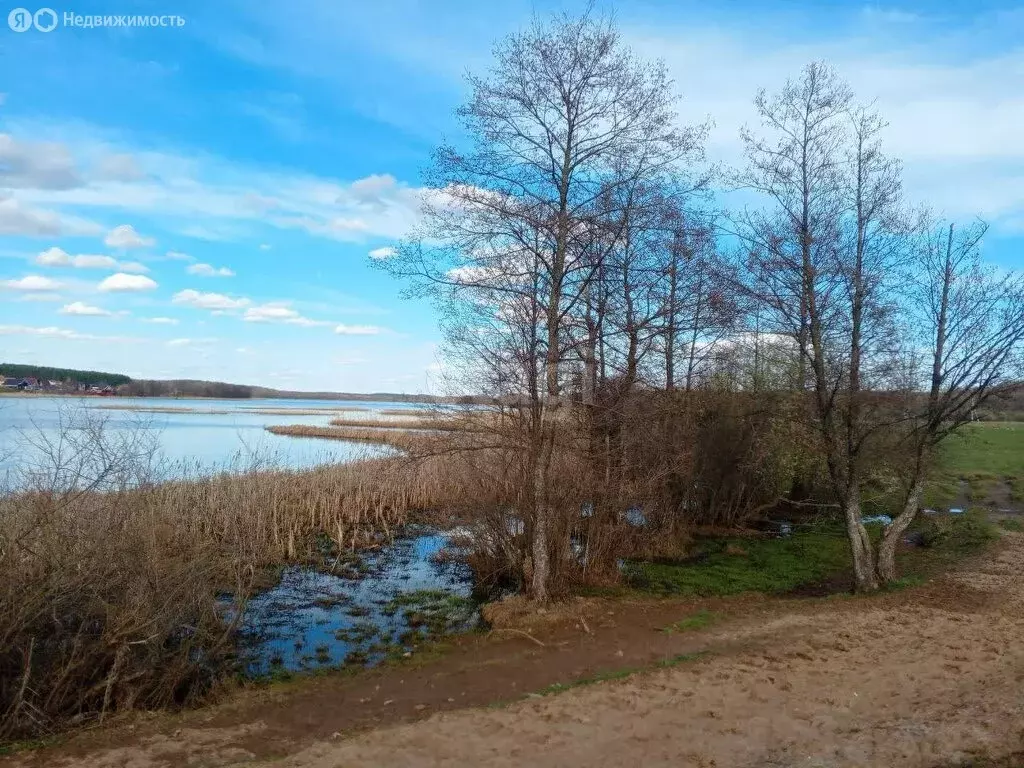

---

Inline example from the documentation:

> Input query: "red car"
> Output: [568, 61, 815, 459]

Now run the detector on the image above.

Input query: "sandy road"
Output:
[268, 537, 1024, 768]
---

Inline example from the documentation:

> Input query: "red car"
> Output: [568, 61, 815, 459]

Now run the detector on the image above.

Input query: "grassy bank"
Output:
[926, 422, 1024, 509]
[623, 511, 997, 598]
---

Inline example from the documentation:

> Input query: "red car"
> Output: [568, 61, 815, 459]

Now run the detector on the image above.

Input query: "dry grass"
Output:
[327, 417, 468, 431]
[265, 424, 434, 452]
[0, 412, 477, 741]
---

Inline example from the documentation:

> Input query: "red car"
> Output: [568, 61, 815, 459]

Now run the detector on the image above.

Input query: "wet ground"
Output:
[237, 529, 476, 676]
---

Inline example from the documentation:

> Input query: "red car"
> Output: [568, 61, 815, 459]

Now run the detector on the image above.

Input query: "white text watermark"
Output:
[8, 7, 186, 32]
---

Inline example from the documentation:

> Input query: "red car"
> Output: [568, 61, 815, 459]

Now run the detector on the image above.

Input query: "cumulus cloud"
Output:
[0, 133, 82, 190]
[142, 316, 179, 324]
[34, 247, 150, 273]
[172, 289, 250, 310]
[335, 324, 383, 335]
[59, 301, 113, 317]
[187, 262, 235, 277]
[97, 273, 158, 292]
[104, 224, 155, 249]
[368, 246, 397, 260]
[3, 275, 63, 291]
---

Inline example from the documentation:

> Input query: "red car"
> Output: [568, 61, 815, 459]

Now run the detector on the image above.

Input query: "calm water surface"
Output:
[0, 395, 422, 483]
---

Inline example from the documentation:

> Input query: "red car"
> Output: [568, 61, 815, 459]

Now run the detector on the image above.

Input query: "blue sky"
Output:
[1, 1, 1022, 392]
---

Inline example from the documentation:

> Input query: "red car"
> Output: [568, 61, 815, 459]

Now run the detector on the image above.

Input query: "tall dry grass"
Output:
[0, 410, 472, 741]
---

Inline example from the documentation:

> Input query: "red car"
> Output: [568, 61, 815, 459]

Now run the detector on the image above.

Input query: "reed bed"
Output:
[0, 416, 474, 741]
[326, 417, 469, 431]
[265, 423, 435, 452]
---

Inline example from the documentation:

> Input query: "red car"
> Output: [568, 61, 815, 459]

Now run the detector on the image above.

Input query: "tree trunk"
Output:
[843, 490, 878, 592]
[530, 439, 551, 602]
[876, 478, 924, 583]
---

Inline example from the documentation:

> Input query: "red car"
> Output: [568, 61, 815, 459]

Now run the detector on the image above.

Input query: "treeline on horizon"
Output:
[0, 364, 131, 388]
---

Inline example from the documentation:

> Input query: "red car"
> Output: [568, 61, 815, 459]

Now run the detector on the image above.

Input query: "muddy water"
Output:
[237, 530, 475, 676]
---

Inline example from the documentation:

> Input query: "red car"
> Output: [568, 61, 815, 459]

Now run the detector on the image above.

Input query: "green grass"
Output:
[998, 518, 1024, 532]
[624, 511, 997, 599]
[927, 422, 1024, 508]
[624, 526, 855, 596]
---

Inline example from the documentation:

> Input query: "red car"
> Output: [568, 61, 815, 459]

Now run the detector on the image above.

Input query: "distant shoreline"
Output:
[0, 391, 438, 405]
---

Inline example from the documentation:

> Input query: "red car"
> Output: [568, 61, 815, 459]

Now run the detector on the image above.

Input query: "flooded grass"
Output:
[236, 529, 476, 677]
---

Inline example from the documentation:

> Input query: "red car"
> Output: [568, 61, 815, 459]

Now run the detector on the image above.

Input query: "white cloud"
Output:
[35, 246, 150, 273]
[104, 224, 155, 249]
[94, 153, 145, 182]
[166, 337, 217, 347]
[0, 133, 82, 190]
[172, 288, 250, 310]
[165, 250, 194, 261]
[627, 23, 1024, 226]
[0, 197, 100, 237]
[187, 262, 235, 277]
[259, 243, 272, 251]
[35, 247, 72, 266]
[335, 324, 383, 336]
[59, 301, 113, 317]
[142, 316, 179, 325]
[3, 275, 63, 291]
[244, 304, 299, 322]
[97, 273, 158, 292]
[243, 302, 330, 327]
[368, 246, 397, 260]
[8, 129, 426, 244]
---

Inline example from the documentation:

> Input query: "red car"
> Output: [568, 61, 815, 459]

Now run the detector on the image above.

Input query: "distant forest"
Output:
[0, 364, 131, 387]
[2, 364, 476, 402]
[121, 378, 471, 403]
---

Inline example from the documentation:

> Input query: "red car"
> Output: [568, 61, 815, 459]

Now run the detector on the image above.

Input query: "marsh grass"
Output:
[0, 411, 480, 741]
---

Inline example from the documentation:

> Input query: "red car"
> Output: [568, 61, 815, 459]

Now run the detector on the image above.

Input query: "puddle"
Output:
[236, 529, 475, 677]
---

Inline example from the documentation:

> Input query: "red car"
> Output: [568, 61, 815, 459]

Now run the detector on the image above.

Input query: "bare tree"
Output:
[734, 63, 914, 591]
[876, 220, 1024, 580]
[381, 11, 706, 600]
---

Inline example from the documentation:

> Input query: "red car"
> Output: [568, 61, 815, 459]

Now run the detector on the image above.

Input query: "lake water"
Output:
[0, 395, 423, 486]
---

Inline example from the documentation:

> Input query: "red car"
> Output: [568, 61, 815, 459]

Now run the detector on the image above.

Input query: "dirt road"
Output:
[15, 535, 1024, 767]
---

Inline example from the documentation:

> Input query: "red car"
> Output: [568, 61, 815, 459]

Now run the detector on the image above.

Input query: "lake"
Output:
[0, 395, 423, 486]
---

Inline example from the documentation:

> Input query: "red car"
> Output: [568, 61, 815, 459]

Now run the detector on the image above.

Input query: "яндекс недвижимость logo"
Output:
[7, 8, 184, 31]
[8, 7, 57, 32]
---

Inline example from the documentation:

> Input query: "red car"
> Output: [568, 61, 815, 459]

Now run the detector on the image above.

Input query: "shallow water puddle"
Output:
[237, 530, 475, 676]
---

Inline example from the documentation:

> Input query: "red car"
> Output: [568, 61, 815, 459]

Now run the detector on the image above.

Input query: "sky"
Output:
[1, 0, 1022, 393]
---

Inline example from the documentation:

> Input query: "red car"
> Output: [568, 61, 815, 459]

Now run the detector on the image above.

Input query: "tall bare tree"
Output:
[381, 11, 706, 600]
